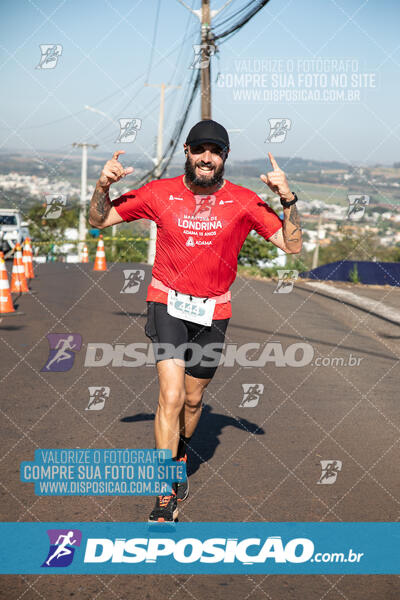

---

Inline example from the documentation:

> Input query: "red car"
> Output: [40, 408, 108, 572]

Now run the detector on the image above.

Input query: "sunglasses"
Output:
[188, 144, 227, 158]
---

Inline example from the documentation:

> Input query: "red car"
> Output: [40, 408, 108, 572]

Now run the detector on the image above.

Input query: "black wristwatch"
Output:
[280, 192, 298, 208]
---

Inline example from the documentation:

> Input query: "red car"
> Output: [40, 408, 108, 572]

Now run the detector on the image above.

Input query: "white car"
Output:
[0, 209, 28, 257]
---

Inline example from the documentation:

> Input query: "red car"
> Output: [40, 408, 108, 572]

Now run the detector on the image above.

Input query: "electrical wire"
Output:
[81, 18, 200, 143]
[134, 68, 200, 185]
[5, 16, 198, 133]
[131, 0, 272, 185]
[214, 0, 271, 41]
[17, 1, 271, 186]
[145, 0, 162, 84]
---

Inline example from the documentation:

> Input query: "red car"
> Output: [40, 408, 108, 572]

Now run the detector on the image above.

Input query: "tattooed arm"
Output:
[260, 151, 302, 254]
[88, 150, 133, 229]
[267, 202, 302, 254]
[282, 201, 302, 253]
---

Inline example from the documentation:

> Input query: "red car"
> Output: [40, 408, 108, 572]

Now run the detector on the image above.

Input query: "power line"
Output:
[135, 69, 200, 186]
[145, 0, 162, 84]
[214, 0, 271, 41]
[5, 18, 198, 133]
[15, 110, 88, 130]
[213, 0, 254, 29]
[168, 0, 196, 86]
[134, 0, 271, 184]
[80, 18, 200, 143]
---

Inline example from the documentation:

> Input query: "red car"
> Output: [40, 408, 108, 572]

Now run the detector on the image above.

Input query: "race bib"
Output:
[167, 290, 216, 326]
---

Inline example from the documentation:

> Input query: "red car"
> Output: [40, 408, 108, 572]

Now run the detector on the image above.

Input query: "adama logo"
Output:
[42, 529, 82, 567]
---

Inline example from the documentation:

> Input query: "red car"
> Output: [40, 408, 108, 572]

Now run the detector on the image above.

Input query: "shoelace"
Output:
[158, 493, 175, 507]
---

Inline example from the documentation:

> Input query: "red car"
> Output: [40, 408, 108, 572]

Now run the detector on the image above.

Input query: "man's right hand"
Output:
[98, 150, 134, 190]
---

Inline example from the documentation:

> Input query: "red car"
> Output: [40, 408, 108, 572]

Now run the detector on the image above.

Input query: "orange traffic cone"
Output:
[0, 256, 16, 314]
[10, 244, 29, 293]
[81, 244, 89, 263]
[93, 235, 106, 271]
[22, 238, 35, 279]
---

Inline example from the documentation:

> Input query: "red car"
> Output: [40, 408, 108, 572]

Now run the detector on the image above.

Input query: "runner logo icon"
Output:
[36, 44, 63, 69]
[274, 270, 299, 294]
[239, 383, 264, 407]
[120, 269, 145, 294]
[190, 43, 215, 70]
[317, 460, 342, 485]
[115, 118, 142, 143]
[347, 195, 369, 220]
[266, 118, 292, 143]
[43, 194, 67, 219]
[86, 386, 110, 411]
[41, 333, 82, 372]
[193, 195, 216, 218]
[42, 529, 82, 567]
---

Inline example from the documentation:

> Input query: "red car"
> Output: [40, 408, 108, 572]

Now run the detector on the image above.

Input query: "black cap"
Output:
[185, 119, 230, 151]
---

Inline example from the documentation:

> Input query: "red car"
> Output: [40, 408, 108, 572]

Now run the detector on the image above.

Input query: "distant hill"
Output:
[0, 150, 362, 180]
[164, 156, 350, 179]
[225, 157, 349, 176]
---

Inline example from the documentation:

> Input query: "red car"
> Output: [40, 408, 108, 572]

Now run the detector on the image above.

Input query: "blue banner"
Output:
[20, 449, 186, 496]
[300, 260, 400, 287]
[0, 522, 398, 574]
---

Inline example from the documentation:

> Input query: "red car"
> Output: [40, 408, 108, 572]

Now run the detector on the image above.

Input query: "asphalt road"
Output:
[0, 262, 399, 599]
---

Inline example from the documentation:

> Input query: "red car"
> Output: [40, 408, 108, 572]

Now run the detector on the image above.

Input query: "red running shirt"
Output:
[113, 175, 283, 319]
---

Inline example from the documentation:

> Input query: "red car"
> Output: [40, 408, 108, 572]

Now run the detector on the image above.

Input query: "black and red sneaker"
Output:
[175, 454, 189, 502]
[148, 489, 178, 522]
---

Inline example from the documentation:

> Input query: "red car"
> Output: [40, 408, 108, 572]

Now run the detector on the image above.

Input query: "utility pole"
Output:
[312, 212, 323, 270]
[178, 0, 232, 119]
[144, 82, 180, 264]
[72, 142, 98, 259]
[200, 0, 212, 119]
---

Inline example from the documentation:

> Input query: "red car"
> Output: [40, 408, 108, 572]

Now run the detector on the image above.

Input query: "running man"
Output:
[43, 195, 64, 218]
[45, 335, 77, 371]
[45, 531, 77, 565]
[121, 270, 144, 293]
[87, 386, 108, 410]
[89, 120, 302, 522]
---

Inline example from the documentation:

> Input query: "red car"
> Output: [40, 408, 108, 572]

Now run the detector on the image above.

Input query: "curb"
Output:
[304, 281, 400, 326]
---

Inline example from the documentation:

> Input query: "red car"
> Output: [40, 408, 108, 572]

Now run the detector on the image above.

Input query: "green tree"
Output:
[102, 230, 148, 263]
[318, 229, 380, 263]
[27, 201, 79, 255]
[238, 232, 278, 267]
[348, 263, 360, 283]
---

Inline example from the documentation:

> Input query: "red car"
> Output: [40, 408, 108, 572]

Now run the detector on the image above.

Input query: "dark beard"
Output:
[184, 157, 225, 188]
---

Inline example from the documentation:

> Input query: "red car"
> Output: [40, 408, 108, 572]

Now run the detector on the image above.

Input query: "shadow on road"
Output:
[113, 312, 147, 318]
[121, 405, 264, 476]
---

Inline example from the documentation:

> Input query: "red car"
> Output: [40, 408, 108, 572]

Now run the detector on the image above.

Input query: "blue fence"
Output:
[300, 261, 400, 286]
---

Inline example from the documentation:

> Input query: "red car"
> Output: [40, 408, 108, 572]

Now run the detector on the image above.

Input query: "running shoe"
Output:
[175, 454, 189, 502]
[148, 489, 178, 522]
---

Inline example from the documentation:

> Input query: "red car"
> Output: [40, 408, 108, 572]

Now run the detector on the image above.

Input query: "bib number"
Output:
[167, 290, 216, 326]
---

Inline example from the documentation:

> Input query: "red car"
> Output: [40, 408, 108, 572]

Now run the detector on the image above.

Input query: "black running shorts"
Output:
[144, 301, 230, 379]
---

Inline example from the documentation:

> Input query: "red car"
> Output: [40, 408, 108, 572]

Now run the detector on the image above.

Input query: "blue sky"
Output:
[0, 0, 399, 165]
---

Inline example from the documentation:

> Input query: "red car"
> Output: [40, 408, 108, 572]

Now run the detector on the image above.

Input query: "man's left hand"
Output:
[260, 152, 293, 202]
